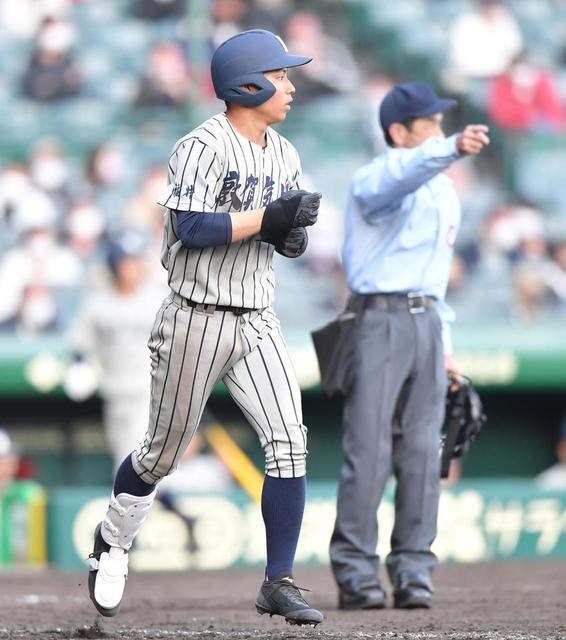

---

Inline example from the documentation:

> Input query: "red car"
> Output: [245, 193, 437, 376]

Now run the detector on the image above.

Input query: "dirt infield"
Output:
[0, 561, 564, 640]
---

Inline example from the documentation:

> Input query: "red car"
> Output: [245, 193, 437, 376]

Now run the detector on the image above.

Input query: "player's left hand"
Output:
[276, 226, 308, 258]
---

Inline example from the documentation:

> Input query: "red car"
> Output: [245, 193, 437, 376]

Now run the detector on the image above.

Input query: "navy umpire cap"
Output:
[211, 29, 312, 107]
[379, 81, 458, 135]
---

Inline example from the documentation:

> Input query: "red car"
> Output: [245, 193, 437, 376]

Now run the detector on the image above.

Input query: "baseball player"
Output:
[67, 232, 164, 469]
[329, 82, 489, 610]
[87, 30, 323, 626]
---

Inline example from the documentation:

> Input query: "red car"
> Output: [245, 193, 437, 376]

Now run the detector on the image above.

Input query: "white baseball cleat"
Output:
[88, 522, 129, 617]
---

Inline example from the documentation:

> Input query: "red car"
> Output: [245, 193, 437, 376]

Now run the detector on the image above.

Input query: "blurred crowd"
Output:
[441, 0, 566, 324]
[448, 199, 566, 324]
[0, 0, 566, 339]
[0, 137, 167, 334]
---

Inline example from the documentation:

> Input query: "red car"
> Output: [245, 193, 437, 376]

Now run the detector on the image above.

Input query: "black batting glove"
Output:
[275, 226, 308, 258]
[260, 189, 321, 245]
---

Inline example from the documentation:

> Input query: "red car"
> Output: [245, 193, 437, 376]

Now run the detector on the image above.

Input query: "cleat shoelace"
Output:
[271, 580, 311, 608]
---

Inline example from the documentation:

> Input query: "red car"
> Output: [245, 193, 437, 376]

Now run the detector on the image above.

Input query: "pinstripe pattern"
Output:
[133, 297, 307, 482]
[156, 113, 302, 309]
[133, 113, 309, 485]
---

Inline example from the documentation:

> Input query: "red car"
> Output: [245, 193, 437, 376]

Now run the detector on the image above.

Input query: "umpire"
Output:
[329, 82, 489, 610]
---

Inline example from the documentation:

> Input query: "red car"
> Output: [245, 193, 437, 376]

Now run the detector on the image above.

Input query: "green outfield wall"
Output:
[46, 480, 566, 571]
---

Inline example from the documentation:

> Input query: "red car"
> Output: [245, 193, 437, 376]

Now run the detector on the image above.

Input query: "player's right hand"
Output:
[457, 125, 490, 155]
[260, 189, 321, 245]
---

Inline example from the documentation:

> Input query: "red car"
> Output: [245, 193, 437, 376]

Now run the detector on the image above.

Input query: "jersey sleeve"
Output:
[157, 138, 223, 212]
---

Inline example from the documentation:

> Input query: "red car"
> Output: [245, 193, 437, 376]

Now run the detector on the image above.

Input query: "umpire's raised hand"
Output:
[457, 124, 490, 155]
[259, 189, 321, 245]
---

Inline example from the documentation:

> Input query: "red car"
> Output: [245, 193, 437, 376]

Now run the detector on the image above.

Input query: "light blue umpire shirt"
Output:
[342, 134, 463, 354]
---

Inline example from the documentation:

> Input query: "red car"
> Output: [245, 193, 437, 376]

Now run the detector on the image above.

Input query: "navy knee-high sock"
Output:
[261, 475, 306, 581]
[113, 455, 155, 497]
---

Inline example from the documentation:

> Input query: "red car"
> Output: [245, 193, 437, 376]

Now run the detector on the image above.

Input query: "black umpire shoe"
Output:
[393, 571, 433, 609]
[338, 582, 387, 610]
[256, 575, 324, 626]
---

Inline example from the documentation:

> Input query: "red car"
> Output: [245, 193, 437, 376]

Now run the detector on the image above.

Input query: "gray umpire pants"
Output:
[329, 304, 446, 591]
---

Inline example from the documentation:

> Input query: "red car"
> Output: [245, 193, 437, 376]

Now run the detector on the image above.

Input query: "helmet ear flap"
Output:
[219, 72, 277, 107]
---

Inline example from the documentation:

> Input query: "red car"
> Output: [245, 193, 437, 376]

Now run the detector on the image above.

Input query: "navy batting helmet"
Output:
[211, 29, 312, 107]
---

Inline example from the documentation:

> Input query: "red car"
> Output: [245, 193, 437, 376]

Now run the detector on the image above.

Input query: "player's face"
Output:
[257, 68, 295, 124]
[401, 113, 445, 148]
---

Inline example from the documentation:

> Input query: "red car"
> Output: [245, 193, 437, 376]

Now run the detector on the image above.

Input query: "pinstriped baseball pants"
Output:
[132, 292, 307, 484]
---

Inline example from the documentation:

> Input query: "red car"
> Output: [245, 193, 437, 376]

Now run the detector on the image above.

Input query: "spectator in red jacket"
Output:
[488, 54, 566, 133]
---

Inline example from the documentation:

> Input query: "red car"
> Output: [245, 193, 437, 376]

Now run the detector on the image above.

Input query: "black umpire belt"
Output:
[172, 293, 253, 316]
[352, 292, 437, 314]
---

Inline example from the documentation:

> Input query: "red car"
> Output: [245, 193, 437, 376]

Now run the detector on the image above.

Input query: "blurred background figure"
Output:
[22, 15, 82, 101]
[28, 139, 72, 209]
[84, 143, 125, 193]
[444, 0, 523, 94]
[209, 0, 250, 47]
[536, 419, 566, 490]
[0, 430, 20, 495]
[546, 241, 566, 305]
[131, 0, 186, 22]
[0, 0, 70, 39]
[134, 41, 193, 109]
[207, 0, 289, 50]
[64, 199, 107, 264]
[65, 229, 163, 468]
[512, 262, 553, 324]
[283, 11, 361, 106]
[0, 219, 83, 334]
[487, 53, 566, 133]
[0, 163, 57, 248]
[122, 165, 168, 234]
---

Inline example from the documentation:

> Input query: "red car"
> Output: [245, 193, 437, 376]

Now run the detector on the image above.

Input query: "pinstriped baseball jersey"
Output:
[156, 112, 302, 309]
[131, 112, 310, 483]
